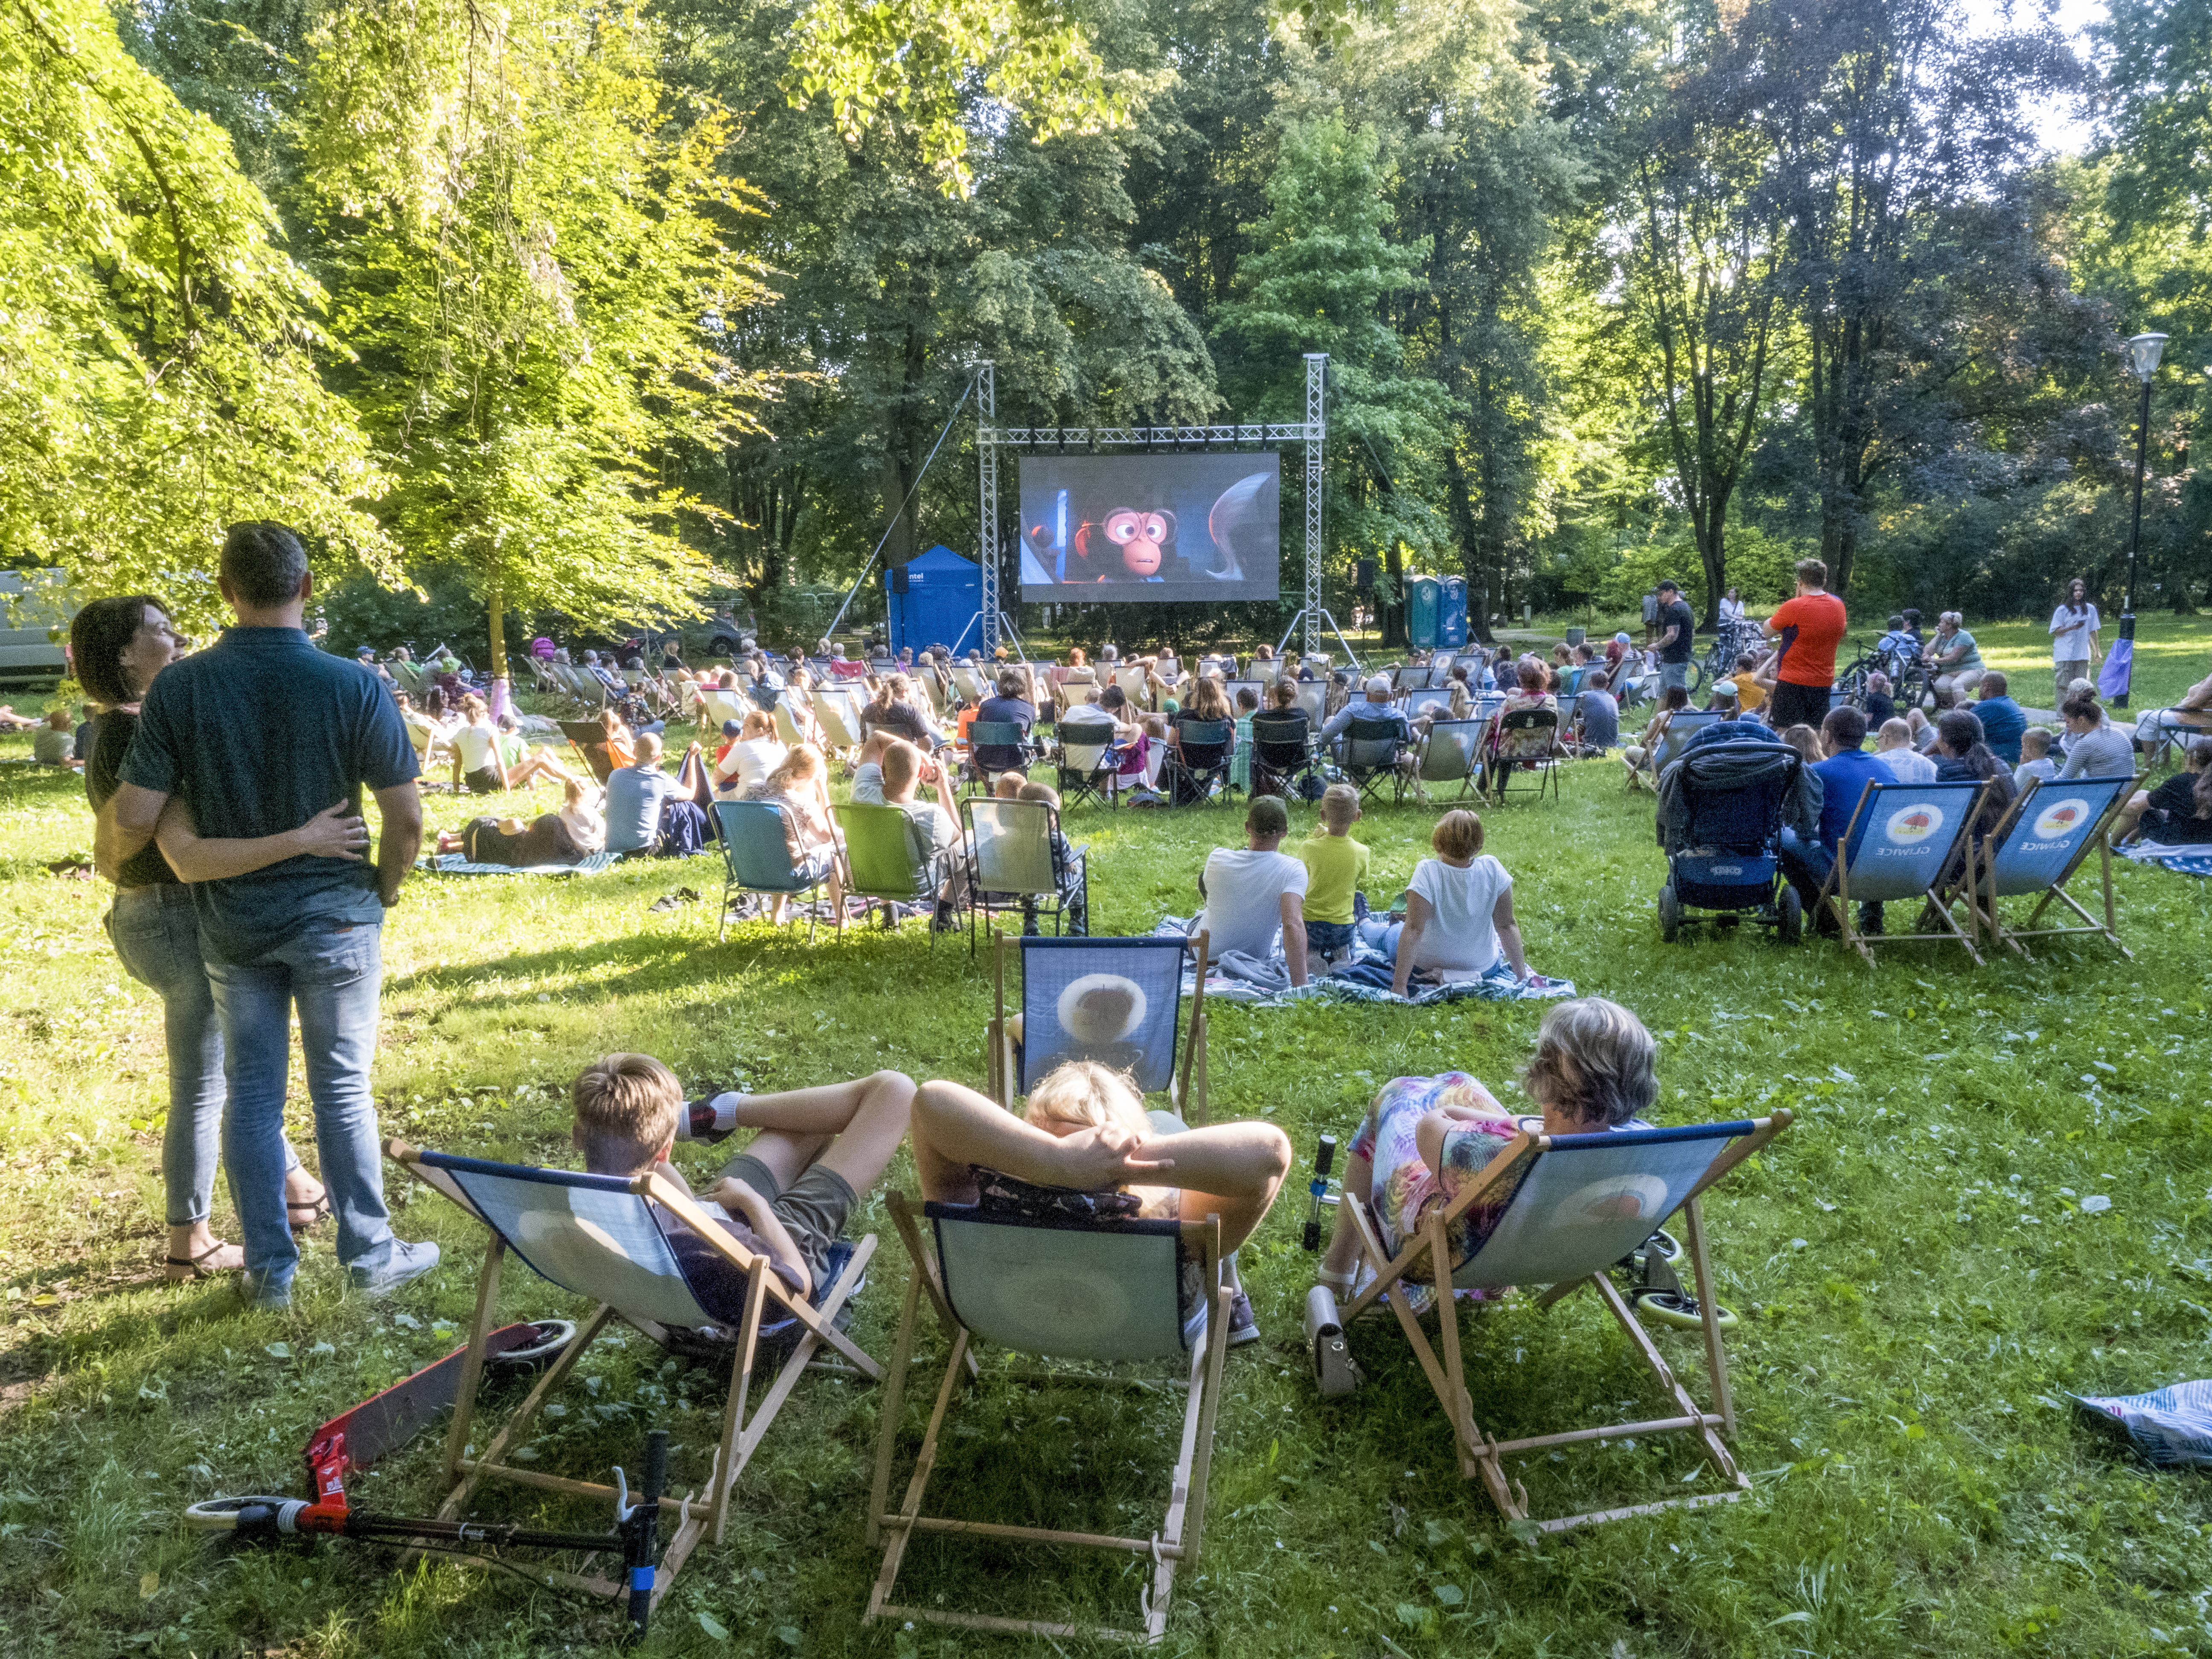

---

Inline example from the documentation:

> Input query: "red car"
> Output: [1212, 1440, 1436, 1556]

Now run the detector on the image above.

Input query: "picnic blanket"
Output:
[2072, 1381, 2212, 1468]
[2116, 841, 2212, 879]
[1155, 919, 1575, 1006]
[422, 850, 621, 877]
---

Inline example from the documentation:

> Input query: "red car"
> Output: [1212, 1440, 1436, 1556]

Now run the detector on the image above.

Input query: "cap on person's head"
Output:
[1247, 795, 1289, 838]
[1613, 632, 1630, 644]
[356, 645, 375, 658]
[721, 719, 742, 737]
[1365, 673, 1392, 695]
[1712, 682, 1738, 702]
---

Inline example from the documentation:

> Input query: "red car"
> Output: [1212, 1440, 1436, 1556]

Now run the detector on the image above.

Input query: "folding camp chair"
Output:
[713, 801, 842, 942]
[381, 1141, 880, 1611]
[962, 721, 1029, 795]
[986, 933, 1210, 1122]
[1340, 716, 1409, 806]
[1413, 718, 1485, 803]
[1055, 719, 1120, 811]
[557, 719, 618, 785]
[1486, 708, 1562, 803]
[834, 801, 948, 940]
[1339, 1110, 1790, 1531]
[1959, 773, 2138, 961]
[1249, 709, 1322, 801]
[1810, 778, 1988, 966]
[962, 798, 1087, 954]
[864, 1190, 1228, 1643]
[1159, 719, 1234, 807]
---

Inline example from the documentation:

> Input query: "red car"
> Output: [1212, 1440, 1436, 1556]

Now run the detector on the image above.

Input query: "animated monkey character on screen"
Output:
[1071, 497, 1185, 584]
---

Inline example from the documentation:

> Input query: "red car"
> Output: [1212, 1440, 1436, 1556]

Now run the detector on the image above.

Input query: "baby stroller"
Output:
[1656, 741, 1805, 943]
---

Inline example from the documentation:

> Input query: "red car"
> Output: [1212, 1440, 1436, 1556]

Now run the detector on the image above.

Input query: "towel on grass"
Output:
[423, 850, 620, 877]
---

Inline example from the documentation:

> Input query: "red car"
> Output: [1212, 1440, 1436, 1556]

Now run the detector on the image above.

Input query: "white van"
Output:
[0, 570, 75, 687]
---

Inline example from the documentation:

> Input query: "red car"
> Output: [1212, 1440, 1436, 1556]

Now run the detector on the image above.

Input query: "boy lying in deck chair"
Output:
[575, 1057, 913, 1323]
[911, 1063, 1290, 1345]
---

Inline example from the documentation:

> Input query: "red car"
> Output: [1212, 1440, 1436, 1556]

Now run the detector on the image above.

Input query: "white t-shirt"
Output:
[1406, 855, 1512, 973]
[715, 736, 785, 795]
[1876, 746, 1937, 784]
[2050, 605, 2100, 661]
[453, 722, 500, 773]
[1196, 847, 1309, 960]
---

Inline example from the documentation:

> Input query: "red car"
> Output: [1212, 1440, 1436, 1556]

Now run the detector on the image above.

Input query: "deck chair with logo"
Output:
[1484, 707, 1562, 804]
[1960, 773, 2138, 961]
[380, 1141, 880, 1613]
[962, 797, 1087, 953]
[863, 1184, 1229, 1642]
[1808, 777, 1988, 967]
[558, 719, 618, 785]
[986, 933, 1209, 1125]
[1412, 718, 1485, 804]
[1651, 709, 1723, 776]
[1338, 1110, 1790, 1532]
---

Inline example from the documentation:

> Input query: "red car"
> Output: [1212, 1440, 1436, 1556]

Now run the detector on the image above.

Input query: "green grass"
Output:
[3, 705, 2212, 1659]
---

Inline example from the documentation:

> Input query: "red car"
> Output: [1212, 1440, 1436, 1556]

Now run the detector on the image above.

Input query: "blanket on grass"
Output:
[2116, 841, 2212, 879]
[423, 850, 620, 877]
[1155, 918, 1575, 1005]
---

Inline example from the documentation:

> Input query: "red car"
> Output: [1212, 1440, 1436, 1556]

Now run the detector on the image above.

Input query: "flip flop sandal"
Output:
[163, 1240, 244, 1281]
[287, 1192, 332, 1232]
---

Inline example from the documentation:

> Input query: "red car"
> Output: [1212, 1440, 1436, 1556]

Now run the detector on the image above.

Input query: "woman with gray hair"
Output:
[1313, 998, 1659, 1302]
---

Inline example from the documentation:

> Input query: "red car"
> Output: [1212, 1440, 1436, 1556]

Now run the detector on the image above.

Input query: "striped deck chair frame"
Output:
[384, 1140, 881, 1610]
[1341, 1111, 1790, 1532]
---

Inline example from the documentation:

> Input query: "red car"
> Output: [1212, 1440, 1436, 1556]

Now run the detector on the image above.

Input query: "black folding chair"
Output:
[963, 720, 1030, 795]
[1250, 709, 1322, 801]
[1055, 720, 1120, 811]
[1341, 716, 1409, 806]
[1160, 719, 1234, 807]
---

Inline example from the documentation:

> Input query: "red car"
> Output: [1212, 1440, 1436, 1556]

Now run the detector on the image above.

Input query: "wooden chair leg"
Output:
[1680, 1196, 1734, 1438]
[442, 1238, 505, 1484]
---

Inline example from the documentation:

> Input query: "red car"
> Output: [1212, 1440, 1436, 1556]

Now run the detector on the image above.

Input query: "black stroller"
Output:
[1656, 740, 1806, 943]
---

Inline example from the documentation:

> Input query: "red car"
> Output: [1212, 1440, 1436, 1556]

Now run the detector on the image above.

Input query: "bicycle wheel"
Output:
[184, 1496, 298, 1533]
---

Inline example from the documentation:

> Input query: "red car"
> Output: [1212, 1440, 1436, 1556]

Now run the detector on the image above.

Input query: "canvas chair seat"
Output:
[1339, 1111, 1789, 1532]
[383, 1141, 880, 1613]
[963, 797, 1086, 952]
[1486, 708, 1561, 803]
[864, 1190, 1228, 1642]
[715, 800, 841, 941]
[1413, 718, 1484, 802]
[1653, 709, 1723, 774]
[1812, 777, 1988, 966]
[1055, 719, 1120, 811]
[1954, 772, 2136, 960]
[986, 933, 1208, 1124]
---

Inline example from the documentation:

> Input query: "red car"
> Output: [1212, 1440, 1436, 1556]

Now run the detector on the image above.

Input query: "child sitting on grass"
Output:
[570, 1054, 913, 1311]
[1297, 783, 1369, 966]
[910, 1061, 1291, 1345]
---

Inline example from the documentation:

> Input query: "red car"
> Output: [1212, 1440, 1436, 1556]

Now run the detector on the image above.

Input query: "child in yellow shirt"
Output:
[1297, 783, 1370, 965]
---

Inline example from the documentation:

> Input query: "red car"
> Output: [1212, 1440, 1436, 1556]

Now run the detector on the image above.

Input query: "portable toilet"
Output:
[882, 544, 982, 655]
[1407, 574, 1441, 649]
[1438, 576, 1468, 648]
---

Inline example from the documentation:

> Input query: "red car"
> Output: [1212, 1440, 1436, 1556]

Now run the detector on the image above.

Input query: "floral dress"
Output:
[1350, 1072, 1525, 1301]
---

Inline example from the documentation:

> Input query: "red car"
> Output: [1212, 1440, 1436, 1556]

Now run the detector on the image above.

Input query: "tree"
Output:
[0, 0, 383, 623]
[300, 0, 776, 679]
[1214, 114, 1452, 643]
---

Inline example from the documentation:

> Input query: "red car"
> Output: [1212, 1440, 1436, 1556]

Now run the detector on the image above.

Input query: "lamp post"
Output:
[2114, 331, 2167, 710]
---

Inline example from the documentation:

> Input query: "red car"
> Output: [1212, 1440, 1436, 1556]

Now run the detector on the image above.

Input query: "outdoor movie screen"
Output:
[1017, 453, 1281, 603]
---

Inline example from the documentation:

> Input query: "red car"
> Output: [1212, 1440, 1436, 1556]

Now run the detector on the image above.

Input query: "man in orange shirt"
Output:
[1763, 558, 1848, 733]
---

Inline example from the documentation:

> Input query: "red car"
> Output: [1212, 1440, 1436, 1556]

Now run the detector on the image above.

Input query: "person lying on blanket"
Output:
[911, 1063, 1291, 1346]
[570, 1054, 912, 1309]
[1313, 998, 1657, 1304]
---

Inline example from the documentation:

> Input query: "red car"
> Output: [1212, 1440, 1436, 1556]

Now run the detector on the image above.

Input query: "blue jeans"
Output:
[1778, 830, 1883, 927]
[105, 885, 298, 1228]
[208, 921, 394, 1294]
[1304, 919, 1357, 956]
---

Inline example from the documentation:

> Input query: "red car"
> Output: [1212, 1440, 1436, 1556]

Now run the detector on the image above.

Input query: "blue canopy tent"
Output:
[883, 545, 982, 656]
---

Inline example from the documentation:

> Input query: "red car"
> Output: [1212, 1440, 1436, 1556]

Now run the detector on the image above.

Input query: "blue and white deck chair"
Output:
[1412, 717, 1485, 803]
[1339, 1111, 1791, 1532]
[864, 1190, 1230, 1643]
[382, 1140, 880, 1612]
[987, 933, 1210, 1124]
[1653, 708, 1723, 774]
[1960, 773, 2138, 961]
[1809, 778, 1988, 967]
[714, 801, 841, 942]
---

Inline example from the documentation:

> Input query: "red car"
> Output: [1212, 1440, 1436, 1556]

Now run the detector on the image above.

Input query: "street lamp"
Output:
[2113, 331, 2166, 709]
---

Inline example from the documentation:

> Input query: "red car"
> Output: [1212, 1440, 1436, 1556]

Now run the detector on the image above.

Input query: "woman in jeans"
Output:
[73, 597, 357, 1279]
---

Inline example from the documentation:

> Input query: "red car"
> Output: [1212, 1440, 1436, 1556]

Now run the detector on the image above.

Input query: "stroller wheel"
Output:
[1777, 885, 1804, 944]
[489, 1319, 577, 1372]
[1633, 1290, 1739, 1333]
[1658, 884, 1682, 943]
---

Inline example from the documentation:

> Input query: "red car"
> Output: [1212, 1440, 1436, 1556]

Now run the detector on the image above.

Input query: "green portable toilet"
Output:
[1407, 575, 1441, 649]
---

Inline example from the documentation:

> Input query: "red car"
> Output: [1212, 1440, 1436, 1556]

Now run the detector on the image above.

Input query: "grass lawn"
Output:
[3, 701, 2210, 1659]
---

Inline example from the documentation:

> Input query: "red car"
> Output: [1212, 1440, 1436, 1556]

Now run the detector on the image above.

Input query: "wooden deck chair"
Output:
[381, 1141, 880, 1611]
[865, 1191, 1228, 1643]
[1412, 718, 1484, 803]
[1404, 686, 1452, 723]
[986, 933, 1208, 1123]
[1960, 773, 2138, 960]
[714, 801, 843, 942]
[1392, 664, 1428, 695]
[813, 690, 864, 757]
[962, 798, 1085, 952]
[1810, 777, 1988, 967]
[1652, 709, 1722, 774]
[1340, 1111, 1790, 1533]
[1223, 679, 1267, 713]
[1114, 664, 1152, 710]
[771, 699, 805, 749]
[1485, 708, 1561, 803]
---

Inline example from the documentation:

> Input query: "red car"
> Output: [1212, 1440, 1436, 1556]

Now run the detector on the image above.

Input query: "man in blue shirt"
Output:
[1778, 706, 1892, 935]
[605, 735, 680, 854]
[1573, 672, 1620, 752]
[98, 523, 434, 1307]
[1971, 672, 2029, 767]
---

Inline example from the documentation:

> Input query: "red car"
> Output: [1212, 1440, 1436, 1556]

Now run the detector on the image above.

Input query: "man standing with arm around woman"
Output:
[96, 524, 436, 1308]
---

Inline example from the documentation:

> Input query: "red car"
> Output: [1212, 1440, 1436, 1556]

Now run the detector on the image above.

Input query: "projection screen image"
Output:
[1017, 453, 1282, 603]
